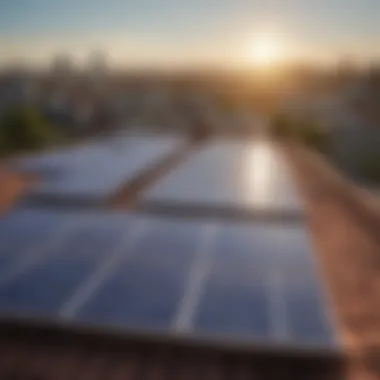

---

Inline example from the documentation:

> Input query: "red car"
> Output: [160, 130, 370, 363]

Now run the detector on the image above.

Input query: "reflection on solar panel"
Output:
[0, 210, 338, 351]
[141, 140, 303, 217]
[15, 135, 180, 203]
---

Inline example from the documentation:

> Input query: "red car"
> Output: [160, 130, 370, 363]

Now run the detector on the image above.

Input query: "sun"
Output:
[248, 35, 283, 67]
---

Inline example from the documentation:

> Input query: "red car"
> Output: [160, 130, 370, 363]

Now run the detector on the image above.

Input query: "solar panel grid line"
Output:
[0, 216, 82, 288]
[173, 224, 218, 331]
[267, 269, 289, 342]
[59, 219, 150, 319]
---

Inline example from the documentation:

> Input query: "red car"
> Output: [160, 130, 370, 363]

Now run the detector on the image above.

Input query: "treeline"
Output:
[0, 106, 60, 156]
[270, 113, 380, 183]
[270, 113, 330, 153]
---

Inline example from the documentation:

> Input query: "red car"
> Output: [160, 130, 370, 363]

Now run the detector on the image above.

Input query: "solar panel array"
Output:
[141, 140, 303, 217]
[0, 208, 338, 350]
[2, 137, 341, 352]
[15, 135, 180, 203]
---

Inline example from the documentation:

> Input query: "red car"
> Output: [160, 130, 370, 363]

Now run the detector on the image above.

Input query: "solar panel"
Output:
[78, 218, 205, 329]
[193, 225, 275, 339]
[192, 223, 338, 348]
[0, 212, 132, 317]
[15, 135, 180, 203]
[141, 140, 303, 217]
[286, 281, 336, 345]
[0, 210, 339, 352]
[74, 218, 338, 349]
[0, 209, 67, 238]
[0, 209, 71, 278]
[196, 280, 271, 338]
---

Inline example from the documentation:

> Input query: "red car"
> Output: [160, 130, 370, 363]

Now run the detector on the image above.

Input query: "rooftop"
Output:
[0, 132, 379, 378]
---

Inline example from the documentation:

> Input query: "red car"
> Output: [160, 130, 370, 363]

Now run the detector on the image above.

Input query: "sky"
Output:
[0, 0, 379, 69]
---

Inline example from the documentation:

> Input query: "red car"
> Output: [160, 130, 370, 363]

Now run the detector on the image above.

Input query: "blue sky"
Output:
[0, 0, 379, 68]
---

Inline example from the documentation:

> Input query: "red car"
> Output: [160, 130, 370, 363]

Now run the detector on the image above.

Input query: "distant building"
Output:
[50, 53, 76, 78]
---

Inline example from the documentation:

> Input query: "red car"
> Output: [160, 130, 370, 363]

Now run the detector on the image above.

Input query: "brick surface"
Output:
[285, 143, 380, 380]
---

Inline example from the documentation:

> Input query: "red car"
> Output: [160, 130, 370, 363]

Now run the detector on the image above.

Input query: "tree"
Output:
[0, 106, 58, 154]
[270, 113, 294, 138]
[270, 113, 330, 153]
[295, 118, 330, 153]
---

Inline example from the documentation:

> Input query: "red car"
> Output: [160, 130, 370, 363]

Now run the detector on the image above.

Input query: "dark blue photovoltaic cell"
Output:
[194, 224, 272, 338]
[79, 219, 203, 329]
[0, 223, 127, 316]
[0, 210, 68, 274]
[0, 209, 67, 243]
[212, 224, 274, 269]
[285, 280, 335, 346]
[195, 278, 271, 338]
[194, 223, 336, 346]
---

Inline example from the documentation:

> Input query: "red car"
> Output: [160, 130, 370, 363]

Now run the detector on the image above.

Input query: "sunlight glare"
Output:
[248, 34, 284, 67]
[243, 141, 273, 207]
